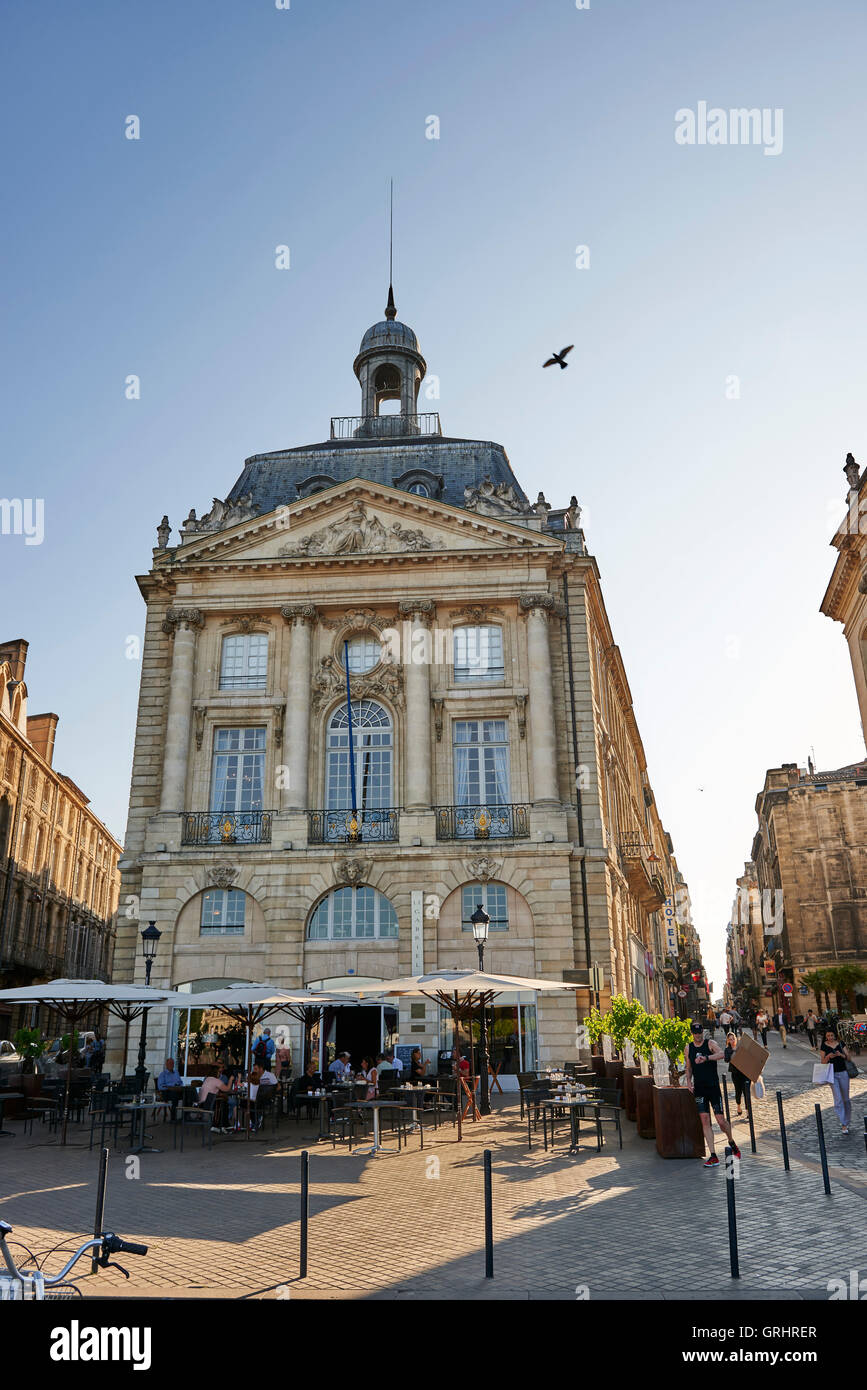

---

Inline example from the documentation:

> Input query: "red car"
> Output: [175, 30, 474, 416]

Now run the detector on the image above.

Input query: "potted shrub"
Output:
[14, 1028, 46, 1102]
[585, 1007, 608, 1077]
[652, 1016, 704, 1159]
[604, 994, 644, 1096]
[630, 1011, 659, 1138]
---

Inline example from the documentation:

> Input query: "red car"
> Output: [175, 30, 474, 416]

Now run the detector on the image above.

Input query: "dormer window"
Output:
[296, 475, 337, 499]
[393, 469, 443, 500]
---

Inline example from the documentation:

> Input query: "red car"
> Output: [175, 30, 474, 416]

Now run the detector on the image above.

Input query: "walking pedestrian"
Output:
[723, 1032, 748, 1117]
[804, 1009, 819, 1050]
[819, 1029, 853, 1134]
[756, 1007, 769, 1047]
[684, 1021, 741, 1167]
[719, 1007, 732, 1034]
[706, 1005, 716, 1038]
[774, 1007, 788, 1048]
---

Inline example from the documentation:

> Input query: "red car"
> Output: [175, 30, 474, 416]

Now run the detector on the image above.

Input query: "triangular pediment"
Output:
[166, 479, 563, 567]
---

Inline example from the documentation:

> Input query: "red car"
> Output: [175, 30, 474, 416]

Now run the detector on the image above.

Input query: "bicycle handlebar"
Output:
[104, 1236, 148, 1257]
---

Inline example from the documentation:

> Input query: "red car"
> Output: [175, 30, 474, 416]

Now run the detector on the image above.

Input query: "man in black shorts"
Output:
[684, 1022, 741, 1168]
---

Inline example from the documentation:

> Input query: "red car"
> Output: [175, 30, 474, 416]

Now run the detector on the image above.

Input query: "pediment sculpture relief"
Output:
[278, 500, 431, 557]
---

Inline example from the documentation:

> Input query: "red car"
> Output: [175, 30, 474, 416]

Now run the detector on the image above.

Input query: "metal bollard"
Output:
[724, 1145, 739, 1278]
[745, 1085, 757, 1154]
[721, 1076, 730, 1122]
[91, 1146, 109, 1275]
[300, 1149, 309, 1278]
[863, 1115, 867, 1159]
[776, 1091, 790, 1172]
[484, 1149, 493, 1279]
[814, 1105, 831, 1196]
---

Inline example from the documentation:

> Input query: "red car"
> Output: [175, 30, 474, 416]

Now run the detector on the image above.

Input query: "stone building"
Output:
[748, 762, 867, 1019]
[0, 639, 122, 1037]
[724, 861, 764, 1012]
[111, 291, 689, 1081]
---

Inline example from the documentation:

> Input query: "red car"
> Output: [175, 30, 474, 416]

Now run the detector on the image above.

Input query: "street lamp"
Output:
[470, 903, 491, 1116]
[135, 921, 161, 1091]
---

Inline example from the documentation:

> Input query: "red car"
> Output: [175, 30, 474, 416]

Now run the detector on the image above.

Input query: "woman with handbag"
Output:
[819, 1029, 854, 1133]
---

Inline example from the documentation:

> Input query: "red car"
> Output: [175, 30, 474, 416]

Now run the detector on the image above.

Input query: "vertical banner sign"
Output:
[411, 891, 424, 975]
[663, 896, 678, 956]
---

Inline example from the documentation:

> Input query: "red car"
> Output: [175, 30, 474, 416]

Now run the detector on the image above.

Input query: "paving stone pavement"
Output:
[1, 1042, 864, 1301]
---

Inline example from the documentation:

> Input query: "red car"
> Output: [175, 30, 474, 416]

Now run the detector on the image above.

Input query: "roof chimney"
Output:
[27, 712, 59, 767]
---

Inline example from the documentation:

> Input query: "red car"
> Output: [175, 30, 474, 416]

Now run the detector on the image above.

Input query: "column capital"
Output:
[280, 603, 318, 626]
[162, 606, 205, 635]
[398, 598, 436, 625]
[519, 593, 563, 619]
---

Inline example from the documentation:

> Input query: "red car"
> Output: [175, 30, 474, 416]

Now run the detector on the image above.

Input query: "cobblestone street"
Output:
[2, 1035, 864, 1300]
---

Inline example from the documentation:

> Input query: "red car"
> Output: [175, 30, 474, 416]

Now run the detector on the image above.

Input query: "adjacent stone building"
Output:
[111, 292, 690, 1081]
[0, 639, 122, 1037]
[747, 762, 867, 1019]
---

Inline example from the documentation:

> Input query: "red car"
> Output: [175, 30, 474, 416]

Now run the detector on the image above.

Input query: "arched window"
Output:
[461, 882, 509, 931]
[307, 886, 398, 940]
[326, 701, 392, 811]
[19, 816, 30, 867]
[200, 888, 247, 936]
[408, 481, 429, 497]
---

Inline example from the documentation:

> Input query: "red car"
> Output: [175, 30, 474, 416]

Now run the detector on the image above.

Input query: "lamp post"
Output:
[134, 922, 161, 1091]
[470, 903, 491, 1116]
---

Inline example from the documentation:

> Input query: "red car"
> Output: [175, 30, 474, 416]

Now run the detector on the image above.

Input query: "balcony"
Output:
[330, 413, 442, 441]
[180, 811, 274, 847]
[308, 808, 399, 844]
[3, 938, 65, 977]
[619, 832, 667, 910]
[435, 803, 530, 841]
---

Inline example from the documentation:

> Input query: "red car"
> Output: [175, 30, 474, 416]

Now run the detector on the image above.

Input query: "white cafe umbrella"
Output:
[326, 970, 583, 1138]
[178, 985, 348, 1138]
[0, 979, 188, 1144]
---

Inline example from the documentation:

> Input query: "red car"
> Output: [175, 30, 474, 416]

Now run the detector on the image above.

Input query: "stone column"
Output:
[520, 594, 559, 805]
[159, 607, 204, 812]
[398, 599, 435, 810]
[280, 605, 317, 811]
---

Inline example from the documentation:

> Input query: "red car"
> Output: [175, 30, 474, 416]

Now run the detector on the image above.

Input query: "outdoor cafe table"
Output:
[391, 1084, 449, 1130]
[349, 1099, 424, 1155]
[539, 1097, 589, 1154]
[0, 1093, 23, 1138]
[118, 1101, 164, 1155]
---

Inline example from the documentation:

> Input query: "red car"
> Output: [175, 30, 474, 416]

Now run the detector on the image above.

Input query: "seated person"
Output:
[297, 1061, 322, 1091]
[410, 1047, 430, 1080]
[196, 1072, 232, 1132]
[156, 1058, 185, 1120]
[258, 1067, 279, 1088]
[328, 1051, 351, 1081]
[377, 1051, 394, 1073]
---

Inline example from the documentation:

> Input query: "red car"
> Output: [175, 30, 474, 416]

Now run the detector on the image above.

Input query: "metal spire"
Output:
[385, 179, 397, 320]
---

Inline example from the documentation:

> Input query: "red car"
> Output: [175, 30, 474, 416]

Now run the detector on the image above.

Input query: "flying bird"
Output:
[543, 345, 574, 370]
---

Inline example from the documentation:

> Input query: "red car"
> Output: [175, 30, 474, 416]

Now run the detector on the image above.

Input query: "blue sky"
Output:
[2, 0, 866, 991]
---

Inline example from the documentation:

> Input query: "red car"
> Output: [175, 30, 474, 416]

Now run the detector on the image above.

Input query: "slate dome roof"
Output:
[358, 319, 420, 354]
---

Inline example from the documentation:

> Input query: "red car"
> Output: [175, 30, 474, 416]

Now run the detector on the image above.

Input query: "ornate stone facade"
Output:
[110, 300, 689, 1080]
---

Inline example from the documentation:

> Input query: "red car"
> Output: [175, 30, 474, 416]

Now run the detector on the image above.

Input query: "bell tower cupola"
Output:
[352, 286, 427, 437]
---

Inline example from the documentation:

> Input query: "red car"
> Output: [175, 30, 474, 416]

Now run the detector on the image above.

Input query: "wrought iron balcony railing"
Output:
[330, 412, 442, 441]
[181, 811, 274, 846]
[619, 832, 667, 909]
[435, 803, 530, 841]
[3, 938, 65, 977]
[308, 808, 399, 844]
